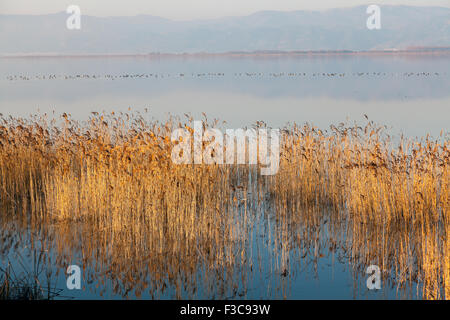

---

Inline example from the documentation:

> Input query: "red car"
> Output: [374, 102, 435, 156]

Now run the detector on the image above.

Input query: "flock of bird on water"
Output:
[4, 71, 445, 81]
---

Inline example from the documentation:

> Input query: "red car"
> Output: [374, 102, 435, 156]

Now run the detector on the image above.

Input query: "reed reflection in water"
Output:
[0, 112, 448, 299]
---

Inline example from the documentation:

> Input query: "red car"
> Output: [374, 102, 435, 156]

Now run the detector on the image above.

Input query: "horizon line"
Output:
[2, 47, 450, 59]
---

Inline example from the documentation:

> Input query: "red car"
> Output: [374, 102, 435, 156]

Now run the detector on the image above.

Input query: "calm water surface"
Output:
[0, 55, 448, 299]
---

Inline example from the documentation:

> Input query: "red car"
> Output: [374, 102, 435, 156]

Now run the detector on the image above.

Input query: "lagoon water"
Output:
[0, 55, 448, 299]
[1, 55, 449, 137]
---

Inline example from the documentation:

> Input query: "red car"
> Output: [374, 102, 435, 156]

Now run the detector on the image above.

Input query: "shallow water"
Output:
[0, 55, 448, 299]
[0, 185, 423, 300]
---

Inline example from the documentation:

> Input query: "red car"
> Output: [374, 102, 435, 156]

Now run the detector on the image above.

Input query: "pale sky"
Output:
[1, 0, 449, 20]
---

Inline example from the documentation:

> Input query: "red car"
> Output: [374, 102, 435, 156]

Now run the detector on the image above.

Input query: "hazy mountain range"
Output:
[1, 5, 449, 54]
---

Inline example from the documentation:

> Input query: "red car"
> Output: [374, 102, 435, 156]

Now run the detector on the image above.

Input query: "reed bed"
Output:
[0, 112, 448, 299]
[272, 121, 448, 298]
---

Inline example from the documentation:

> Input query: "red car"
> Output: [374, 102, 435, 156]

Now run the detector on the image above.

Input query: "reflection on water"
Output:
[2, 176, 441, 299]
[0, 55, 448, 299]
[0, 190, 430, 299]
[1, 55, 449, 137]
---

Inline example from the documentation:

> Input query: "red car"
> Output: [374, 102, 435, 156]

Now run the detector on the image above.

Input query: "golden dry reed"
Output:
[0, 112, 448, 299]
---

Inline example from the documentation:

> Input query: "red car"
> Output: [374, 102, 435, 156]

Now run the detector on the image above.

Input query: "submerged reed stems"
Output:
[0, 112, 448, 299]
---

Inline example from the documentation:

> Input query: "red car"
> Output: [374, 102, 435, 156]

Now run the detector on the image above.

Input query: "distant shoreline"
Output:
[2, 48, 450, 59]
